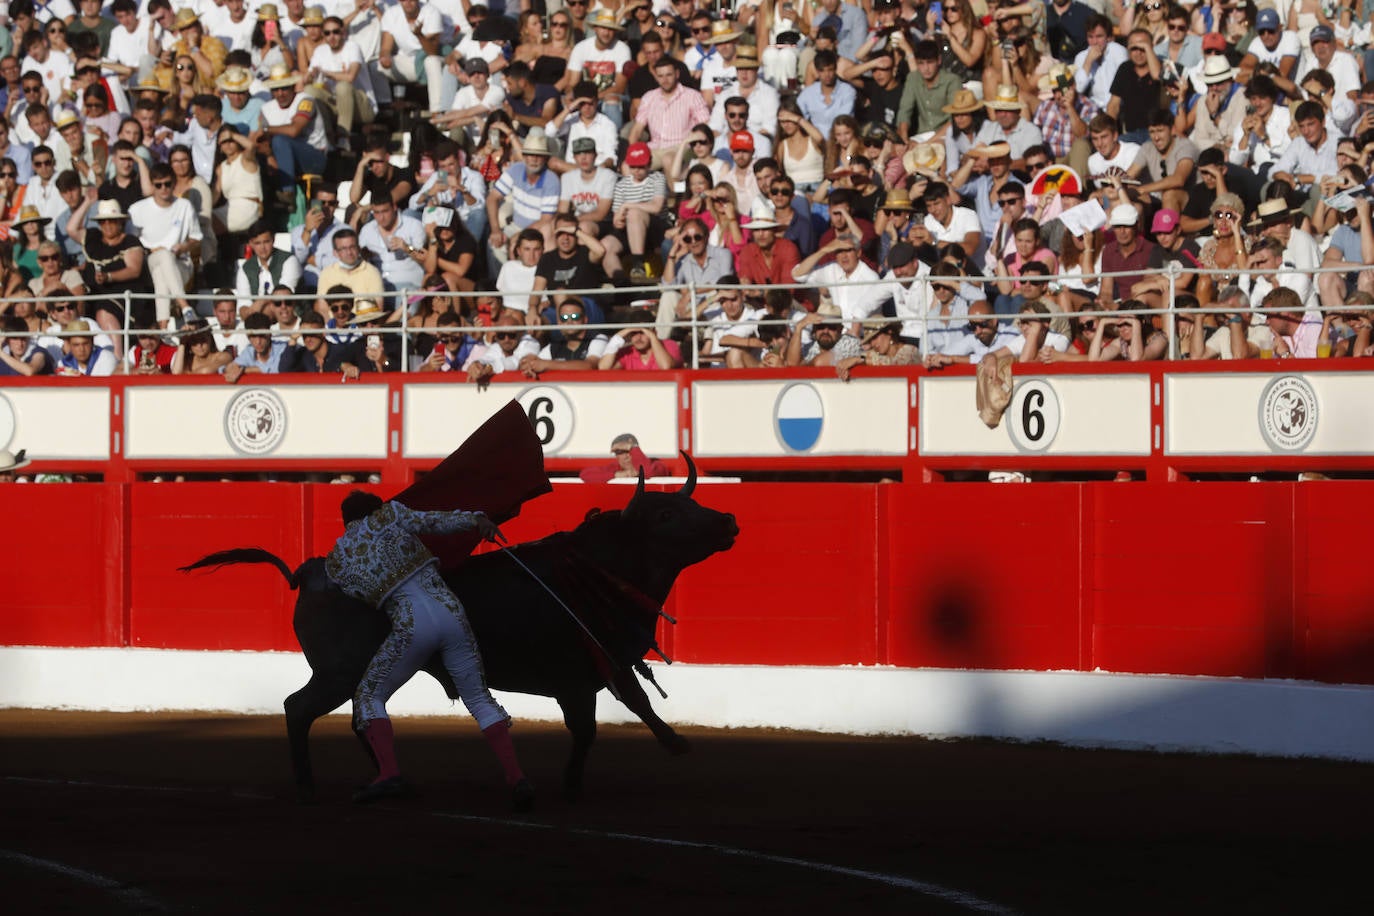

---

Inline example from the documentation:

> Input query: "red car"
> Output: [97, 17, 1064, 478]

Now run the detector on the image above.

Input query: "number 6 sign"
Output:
[1006, 380, 1061, 452]
[517, 386, 574, 453]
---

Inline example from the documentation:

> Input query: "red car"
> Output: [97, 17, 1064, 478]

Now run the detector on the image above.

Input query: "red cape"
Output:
[394, 400, 552, 569]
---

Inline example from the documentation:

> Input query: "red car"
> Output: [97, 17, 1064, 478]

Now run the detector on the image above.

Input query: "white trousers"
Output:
[354, 564, 508, 731]
[145, 248, 191, 322]
[380, 52, 445, 113]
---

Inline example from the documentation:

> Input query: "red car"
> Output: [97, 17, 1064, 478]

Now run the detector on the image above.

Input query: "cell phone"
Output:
[1002, 38, 1015, 55]
[433, 341, 446, 358]
[931, 2, 943, 21]
[1245, 104, 1256, 116]
[367, 334, 381, 351]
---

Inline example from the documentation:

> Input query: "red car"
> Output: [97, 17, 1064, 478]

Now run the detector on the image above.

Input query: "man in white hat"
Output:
[1188, 52, 1246, 151]
[0, 447, 33, 482]
[378, 0, 445, 114]
[736, 199, 799, 290]
[487, 130, 560, 267]
[253, 65, 327, 202]
[699, 19, 742, 107]
[976, 85, 1044, 169]
[560, 8, 631, 130]
[1098, 202, 1154, 307]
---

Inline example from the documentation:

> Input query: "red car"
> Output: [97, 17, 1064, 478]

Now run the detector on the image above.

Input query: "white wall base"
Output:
[4, 647, 1373, 761]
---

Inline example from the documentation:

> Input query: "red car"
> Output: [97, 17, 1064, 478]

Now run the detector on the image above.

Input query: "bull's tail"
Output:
[179, 548, 300, 590]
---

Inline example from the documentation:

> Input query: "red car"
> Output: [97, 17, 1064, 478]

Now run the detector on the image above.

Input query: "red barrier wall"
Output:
[4, 481, 1373, 686]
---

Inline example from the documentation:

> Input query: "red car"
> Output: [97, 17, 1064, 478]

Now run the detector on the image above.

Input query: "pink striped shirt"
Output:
[635, 86, 710, 151]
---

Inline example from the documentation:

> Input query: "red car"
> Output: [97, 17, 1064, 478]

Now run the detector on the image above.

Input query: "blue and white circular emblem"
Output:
[224, 388, 288, 455]
[774, 383, 824, 452]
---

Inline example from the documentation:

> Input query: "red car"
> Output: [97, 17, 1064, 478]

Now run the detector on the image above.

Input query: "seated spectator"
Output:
[791, 232, 884, 338]
[208, 292, 250, 354]
[735, 199, 799, 289]
[698, 279, 767, 367]
[923, 265, 976, 355]
[314, 229, 384, 316]
[531, 213, 606, 312]
[235, 220, 303, 313]
[994, 259, 1054, 318]
[996, 302, 1071, 363]
[487, 129, 559, 270]
[579, 433, 671, 483]
[291, 182, 345, 293]
[0, 314, 53, 376]
[434, 58, 505, 143]
[254, 64, 328, 206]
[1263, 286, 1322, 360]
[466, 312, 539, 384]
[1089, 299, 1168, 361]
[630, 51, 710, 170]
[520, 297, 608, 376]
[657, 217, 733, 337]
[766, 173, 815, 257]
[99, 140, 150, 216]
[417, 312, 479, 374]
[129, 163, 201, 327]
[861, 322, 918, 367]
[55, 319, 117, 376]
[1098, 203, 1155, 307]
[358, 196, 426, 303]
[409, 142, 485, 243]
[914, 180, 982, 261]
[348, 137, 416, 213]
[785, 302, 864, 370]
[126, 325, 177, 374]
[496, 228, 544, 319]
[607, 142, 668, 281]
[598, 310, 684, 370]
[283, 311, 372, 376]
[224, 311, 291, 382]
[717, 129, 762, 215]
[29, 240, 87, 298]
[422, 207, 479, 293]
[305, 15, 376, 147]
[1126, 110, 1197, 216]
[559, 136, 616, 240]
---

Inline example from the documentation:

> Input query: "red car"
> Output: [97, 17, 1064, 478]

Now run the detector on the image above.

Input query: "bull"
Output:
[183, 456, 738, 803]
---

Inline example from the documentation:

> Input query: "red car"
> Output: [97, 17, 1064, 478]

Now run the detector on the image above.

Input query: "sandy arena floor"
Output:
[2, 709, 1371, 915]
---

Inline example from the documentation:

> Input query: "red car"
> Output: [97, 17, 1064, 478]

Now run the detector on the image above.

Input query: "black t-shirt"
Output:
[98, 177, 143, 216]
[363, 165, 415, 207]
[860, 78, 905, 129]
[508, 83, 561, 135]
[1148, 237, 1202, 271]
[536, 248, 605, 292]
[1108, 66, 1164, 134]
[1181, 164, 1261, 224]
[436, 228, 481, 280]
[627, 57, 698, 97]
[82, 232, 147, 295]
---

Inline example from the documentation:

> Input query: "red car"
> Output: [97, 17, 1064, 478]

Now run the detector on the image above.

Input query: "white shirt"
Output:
[203, 6, 256, 52]
[1296, 49, 1361, 103]
[702, 303, 764, 353]
[451, 82, 507, 115]
[261, 92, 328, 151]
[477, 335, 540, 373]
[108, 20, 153, 76]
[409, 167, 485, 218]
[129, 196, 202, 266]
[381, 3, 442, 55]
[1073, 42, 1128, 110]
[700, 57, 738, 101]
[1228, 105, 1291, 170]
[310, 39, 376, 107]
[796, 261, 886, 326]
[709, 80, 779, 139]
[880, 263, 931, 341]
[22, 49, 73, 100]
[23, 176, 63, 238]
[1246, 32, 1301, 69]
[1003, 328, 1070, 357]
[496, 260, 539, 314]
[1087, 141, 1141, 179]
[358, 214, 427, 289]
[559, 113, 620, 168]
[567, 37, 631, 94]
[560, 167, 617, 217]
[924, 207, 982, 245]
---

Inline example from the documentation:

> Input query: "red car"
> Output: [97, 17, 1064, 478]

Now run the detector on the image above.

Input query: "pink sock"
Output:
[362, 718, 400, 782]
[481, 720, 525, 786]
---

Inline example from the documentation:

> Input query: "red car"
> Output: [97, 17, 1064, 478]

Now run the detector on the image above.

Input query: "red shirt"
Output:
[1099, 236, 1156, 302]
[735, 237, 801, 288]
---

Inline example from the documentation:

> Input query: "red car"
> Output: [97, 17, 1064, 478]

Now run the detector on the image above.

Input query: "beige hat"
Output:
[173, 8, 200, 30]
[263, 63, 298, 90]
[734, 49, 760, 69]
[350, 299, 390, 324]
[130, 77, 169, 95]
[586, 8, 623, 30]
[705, 19, 743, 44]
[942, 88, 982, 114]
[302, 5, 325, 26]
[54, 110, 80, 131]
[257, 3, 279, 20]
[902, 141, 945, 176]
[816, 302, 843, 318]
[0, 448, 31, 473]
[216, 67, 252, 93]
[92, 199, 128, 221]
[12, 204, 50, 228]
[1201, 55, 1236, 84]
[1247, 197, 1293, 230]
[521, 129, 553, 156]
[879, 188, 915, 211]
[745, 198, 780, 229]
[967, 141, 1012, 159]
[985, 84, 1023, 111]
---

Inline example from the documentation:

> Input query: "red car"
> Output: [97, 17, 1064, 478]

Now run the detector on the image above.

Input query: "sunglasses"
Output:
[22, 85, 41, 92]
[689, 138, 710, 146]
[0, 171, 14, 178]
[770, 187, 792, 195]
[37, 254, 58, 261]
[681, 233, 704, 242]
[1259, 28, 1277, 35]
[552, 20, 571, 27]
[1167, 23, 1188, 31]
[34, 159, 54, 166]
[999, 197, 1023, 206]
[329, 305, 351, 313]
[176, 64, 192, 71]
[47, 25, 65, 34]
[494, 331, 520, 340]
[654, 18, 669, 26]
[50, 303, 75, 311]
[323, 28, 342, 35]
[966, 322, 995, 331]
[153, 180, 174, 188]
[1020, 276, 1047, 284]
[692, 26, 711, 34]
[559, 312, 585, 322]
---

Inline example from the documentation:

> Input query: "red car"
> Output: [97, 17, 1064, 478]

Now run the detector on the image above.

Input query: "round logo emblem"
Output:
[518, 386, 574, 453]
[224, 388, 288, 455]
[1259, 375, 1318, 452]
[0, 392, 16, 451]
[774, 382, 824, 452]
[1006, 380, 1061, 453]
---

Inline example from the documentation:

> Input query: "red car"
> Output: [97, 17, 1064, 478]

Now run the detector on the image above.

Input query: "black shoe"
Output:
[511, 778, 535, 813]
[352, 775, 414, 804]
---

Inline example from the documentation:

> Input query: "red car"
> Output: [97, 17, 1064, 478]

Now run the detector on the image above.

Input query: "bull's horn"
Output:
[679, 451, 697, 498]
[633, 467, 646, 502]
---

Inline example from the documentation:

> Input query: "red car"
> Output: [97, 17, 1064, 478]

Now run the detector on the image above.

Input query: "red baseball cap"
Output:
[625, 142, 652, 167]
[1202, 32, 1227, 52]
[729, 130, 754, 152]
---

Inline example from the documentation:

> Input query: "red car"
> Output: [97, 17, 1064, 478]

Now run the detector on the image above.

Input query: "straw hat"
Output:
[734, 50, 760, 69]
[902, 141, 945, 176]
[705, 19, 743, 44]
[262, 63, 298, 90]
[816, 302, 843, 318]
[54, 110, 80, 131]
[92, 199, 128, 221]
[12, 204, 50, 228]
[62, 319, 92, 335]
[130, 77, 169, 95]
[879, 188, 915, 212]
[521, 129, 553, 156]
[0, 448, 30, 473]
[967, 141, 1012, 159]
[216, 67, 252, 93]
[985, 84, 1023, 111]
[745, 198, 780, 229]
[1246, 197, 1293, 230]
[257, 3, 279, 20]
[173, 8, 200, 30]
[350, 299, 390, 324]
[1201, 55, 1236, 84]
[862, 322, 901, 345]
[586, 8, 623, 30]
[941, 88, 982, 114]
[302, 5, 325, 26]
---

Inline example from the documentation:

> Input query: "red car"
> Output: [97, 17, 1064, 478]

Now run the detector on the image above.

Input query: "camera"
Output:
[1245, 104, 1256, 115]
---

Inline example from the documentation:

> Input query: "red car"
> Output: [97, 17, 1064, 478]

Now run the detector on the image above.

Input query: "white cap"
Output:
[1109, 204, 1138, 228]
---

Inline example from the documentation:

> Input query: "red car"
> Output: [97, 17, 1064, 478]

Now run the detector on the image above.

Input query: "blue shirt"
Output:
[224, 97, 266, 135]
[493, 163, 561, 230]
[797, 80, 857, 142]
[2, 139, 32, 184]
[835, 3, 870, 62]
[234, 339, 291, 373]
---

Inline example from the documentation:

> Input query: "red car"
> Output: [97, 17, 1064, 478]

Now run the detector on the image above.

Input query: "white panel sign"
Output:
[0, 388, 109, 460]
[124, 385, 389, 459]
[920, 375, 1151, 456]
[692, 379, 908, 456]
[1166, 372, 1374, 455]
[403, 383, 679, 458]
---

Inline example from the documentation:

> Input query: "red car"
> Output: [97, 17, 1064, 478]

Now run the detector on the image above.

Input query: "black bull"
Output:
[183, 472, 739, 802]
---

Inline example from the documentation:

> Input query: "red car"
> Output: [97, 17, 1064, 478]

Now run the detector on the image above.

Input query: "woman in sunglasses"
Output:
[668, 123, 726, 188]
[29, 240, 88, 299]
[513, 10, 574, 85]
[1120, 0, 1171, 44]
[170, 319, 234, 375]
[0, 157, 25, 241]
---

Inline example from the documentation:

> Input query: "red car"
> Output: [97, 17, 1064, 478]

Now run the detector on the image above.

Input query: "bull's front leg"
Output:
[612, 669, 690, 756]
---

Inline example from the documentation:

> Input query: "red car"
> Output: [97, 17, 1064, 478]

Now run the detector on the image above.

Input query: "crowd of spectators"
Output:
[1, 0, 1373, 383]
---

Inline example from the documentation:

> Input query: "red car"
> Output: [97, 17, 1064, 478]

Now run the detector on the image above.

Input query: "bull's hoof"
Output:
[352, 776, 414, 804]
[512, 778, 535, 813]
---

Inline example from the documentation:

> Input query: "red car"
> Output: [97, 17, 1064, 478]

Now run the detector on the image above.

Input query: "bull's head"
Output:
[621, 452, 738, 568]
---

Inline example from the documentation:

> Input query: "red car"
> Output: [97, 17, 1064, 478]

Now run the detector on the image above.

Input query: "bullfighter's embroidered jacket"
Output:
[326, 502, 484, 607]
